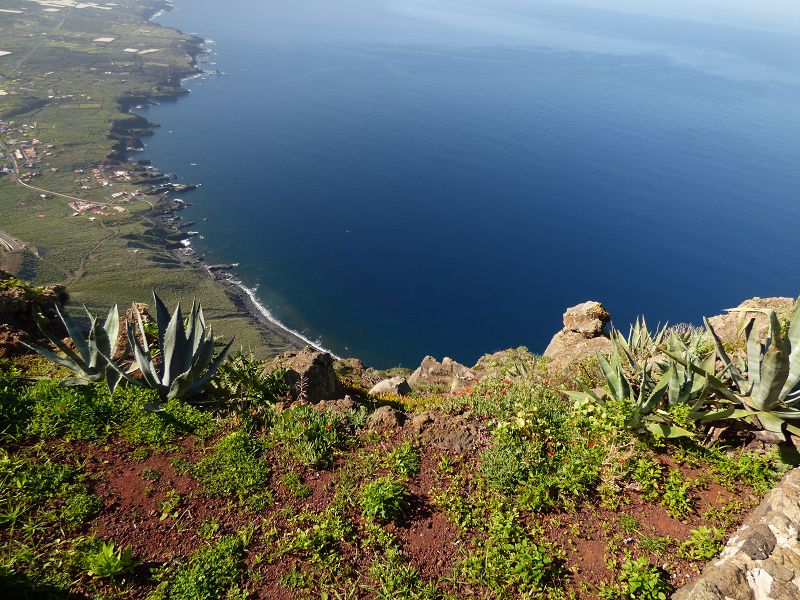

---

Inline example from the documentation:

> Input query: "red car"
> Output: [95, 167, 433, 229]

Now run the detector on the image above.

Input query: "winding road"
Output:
[0, 137, 108, 206]
[0, 230, 23, 252]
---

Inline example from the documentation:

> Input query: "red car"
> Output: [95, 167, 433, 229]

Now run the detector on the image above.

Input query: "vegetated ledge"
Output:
[3, 280, 800, 599]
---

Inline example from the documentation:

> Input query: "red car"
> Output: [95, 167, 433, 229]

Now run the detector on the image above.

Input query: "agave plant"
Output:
[24, 304, 123, 392]
[566, 342, 695, 439]
[662, 333, 713, 408]
[670, 304, 800, 436]
[613, 317, 668, 365]
[114, 292, 232, 408]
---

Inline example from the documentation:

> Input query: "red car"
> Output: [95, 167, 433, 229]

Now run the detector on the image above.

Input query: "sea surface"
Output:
[138, 0, 800, 368]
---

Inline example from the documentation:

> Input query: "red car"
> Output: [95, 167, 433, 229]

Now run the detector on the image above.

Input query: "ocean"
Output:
[136, 0, 800, 368]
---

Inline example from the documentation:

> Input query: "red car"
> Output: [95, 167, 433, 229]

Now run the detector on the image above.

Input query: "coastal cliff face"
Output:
[0, 270, 66, 358]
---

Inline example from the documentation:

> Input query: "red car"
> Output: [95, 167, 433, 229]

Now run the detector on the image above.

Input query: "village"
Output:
[0, 118, 197, 219]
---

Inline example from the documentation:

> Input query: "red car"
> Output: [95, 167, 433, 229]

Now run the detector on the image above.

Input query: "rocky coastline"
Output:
[104, 0, 309, 356]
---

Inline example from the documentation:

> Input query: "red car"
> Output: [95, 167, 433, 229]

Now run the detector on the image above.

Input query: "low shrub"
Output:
[148, 536, 246, 600]
[359, 476, 411, 523]
[193, 431, 271, 510]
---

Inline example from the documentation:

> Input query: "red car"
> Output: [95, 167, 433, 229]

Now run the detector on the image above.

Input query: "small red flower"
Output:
[588, 442, 595, 447]
[500, 389, 507, 395]
[548, 451, 554, 457]
[544, 379, 549, 385]
[504, 380, 511, 385]
[325, 424, 331, 431]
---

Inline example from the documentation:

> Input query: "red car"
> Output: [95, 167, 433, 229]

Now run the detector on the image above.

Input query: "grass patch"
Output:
[194, 431, 272, 510]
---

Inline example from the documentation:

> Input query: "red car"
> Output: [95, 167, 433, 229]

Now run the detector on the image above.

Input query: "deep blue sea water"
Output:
[138, 0, 800, 368]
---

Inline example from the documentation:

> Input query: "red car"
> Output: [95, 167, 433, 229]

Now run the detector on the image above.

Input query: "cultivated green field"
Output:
[0, 0, 292, 357]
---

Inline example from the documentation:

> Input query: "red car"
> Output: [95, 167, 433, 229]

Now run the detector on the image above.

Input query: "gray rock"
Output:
[562, 301, 610, 338]
[673, 581, 725, 600]
[369, 376, 412, 397]
[407, 356, 476, 390]
[740, 527, 776, 561]
[264, 346, 342, 404]
[368, 406, 406, 430]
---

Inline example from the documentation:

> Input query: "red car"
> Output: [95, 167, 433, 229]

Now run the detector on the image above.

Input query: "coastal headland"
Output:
[0, 0, 306, 357]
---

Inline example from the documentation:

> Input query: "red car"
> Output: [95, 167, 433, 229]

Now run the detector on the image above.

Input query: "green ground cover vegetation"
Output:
[2, 277, 800, 597]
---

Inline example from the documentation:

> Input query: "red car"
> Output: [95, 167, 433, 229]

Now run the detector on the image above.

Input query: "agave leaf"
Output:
[56, 305, 90, 365]
[22, 341, 87, 373]
[105, 366, 122, 394]
[162, 302, 188, 386]
[751, 312, 790, 411]
[190, 336, 215, 374]
[689, 407, 737, 422]
[755, 411, 785, 434]
[598, 352, 628, 402]
[703, 317, 746, 393]
[743, 318, 761, 394]
[184, 338, 233, 398]
[564, 390, 600, 403]
[152, 292, 170, 357]
[167, 367, 196, 399]
[127, 322, 161, 388]
[781, 300, 800, 400]
[639, 368, 669, 414]
[103, 304, 120, 356]
[131, 306, 150, 358]
[665, 363, 680, 404]
[644, 421, 694, 439]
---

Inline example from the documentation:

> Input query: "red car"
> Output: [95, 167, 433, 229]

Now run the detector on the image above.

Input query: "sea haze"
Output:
[137, 0, 800, 368]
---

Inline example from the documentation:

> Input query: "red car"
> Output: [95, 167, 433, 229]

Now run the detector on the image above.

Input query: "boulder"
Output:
[406, 411, 479, 452]
[368, 405, 406, 430]
[316, 395, 361, 414]
[265, 346, 342, 404]
[369, 376, 412, 397]
[543, 301, 613, 371]
[562, 301, 610, 338]
[407, 356, 476, 391]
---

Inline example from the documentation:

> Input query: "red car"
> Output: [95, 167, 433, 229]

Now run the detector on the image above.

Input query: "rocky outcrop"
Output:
[0, 271, 68, 358]
[544, 301, 612, 371]
[674, 468, 800, 600]
[562, 301, 611, 338]
[368, 405, 407, 430]
[405, 411, 479, 452]
[408, 356, 477, 392]
[369, 376, 412, 397]
[265, 346, 342, 403]
[315, 395, 361, 414]
[706, 297, 795, 346]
